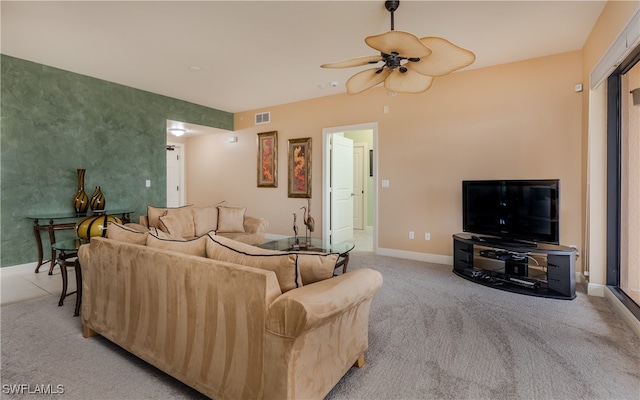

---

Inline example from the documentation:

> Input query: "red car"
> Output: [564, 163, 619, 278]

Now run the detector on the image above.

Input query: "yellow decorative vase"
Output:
[72, 169, 89, 217]
[75, 214, 122, 240]
[90, 186, 105, 212]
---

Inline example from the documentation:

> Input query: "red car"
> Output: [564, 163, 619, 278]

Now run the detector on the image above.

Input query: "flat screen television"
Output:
[462, 179, 560, 245]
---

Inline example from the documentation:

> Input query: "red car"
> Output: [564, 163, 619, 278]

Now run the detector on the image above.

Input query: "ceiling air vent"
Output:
[255, 112, 270, 125]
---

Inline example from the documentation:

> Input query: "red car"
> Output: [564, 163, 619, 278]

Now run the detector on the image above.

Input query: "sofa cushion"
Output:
[106, 222, 148, 245]
[193, 205, 218, 236]
[205, 234, 301, 292]
[124, 223, 150, 233]
[293, 252, 339, 285]
[217, 206, 246, 233]
[158, 214, 185, 238]
[146, 232, 207, 257]
[205, 234, 337, 284]
[146, 205, 193, 230]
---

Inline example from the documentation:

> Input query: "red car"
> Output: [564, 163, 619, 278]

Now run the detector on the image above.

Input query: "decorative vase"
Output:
[75, 214, 122, 240]
[72, 169, 89, 217]
[90, 186, 105, 213]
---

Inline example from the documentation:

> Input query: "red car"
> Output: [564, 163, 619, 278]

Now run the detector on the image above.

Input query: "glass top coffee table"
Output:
[258, 237, 355, 273]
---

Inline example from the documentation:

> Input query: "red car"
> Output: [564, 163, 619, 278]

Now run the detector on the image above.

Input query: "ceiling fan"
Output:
[321, 0, 475, 95]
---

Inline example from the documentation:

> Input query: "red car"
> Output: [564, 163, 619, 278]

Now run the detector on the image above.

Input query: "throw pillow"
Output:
[216, 206, 246, 233]
[205, 234, 301, 292]
[106, 222, 148, 245]
[146, 205, 193, 229]
[146, 233, 207, 257]
[158, 214, 184, 238]
[193, 205, 218, 236]
[164, 207, 196, 238]
[203, 234, 338, 285]
[293, 252, 339, 285]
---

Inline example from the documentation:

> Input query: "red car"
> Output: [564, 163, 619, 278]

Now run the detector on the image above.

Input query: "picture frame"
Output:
[287, 137, 312, 198]
[257, 131, 278, 188]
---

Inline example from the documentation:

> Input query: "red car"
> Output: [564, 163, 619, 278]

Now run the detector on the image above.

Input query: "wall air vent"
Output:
[255, 112, 270, 125]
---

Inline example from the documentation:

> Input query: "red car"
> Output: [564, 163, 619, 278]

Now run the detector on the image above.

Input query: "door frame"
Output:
[166, 141, 186, 207]
[322, 122, 378, 252]
[353, 142, 367, 231]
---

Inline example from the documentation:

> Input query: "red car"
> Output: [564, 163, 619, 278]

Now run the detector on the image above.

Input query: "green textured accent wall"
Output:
[0, 55, 233, 268]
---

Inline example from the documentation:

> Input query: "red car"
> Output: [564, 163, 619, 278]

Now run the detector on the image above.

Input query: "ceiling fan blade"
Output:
[365, 30, 431, 58]
[384, 69, 434, 94]
[321, 55, 383, 69]
[409, 37, 476, 77]
[346, 68, 392, 94]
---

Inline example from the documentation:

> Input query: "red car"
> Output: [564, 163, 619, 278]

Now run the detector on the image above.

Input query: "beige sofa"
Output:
[78, 228, 383, 400]
[139, 204, 268, 245]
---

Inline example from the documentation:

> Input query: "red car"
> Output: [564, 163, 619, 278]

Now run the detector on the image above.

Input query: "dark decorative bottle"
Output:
[90, 186, 105, 213]
[72, 169, 89, 216]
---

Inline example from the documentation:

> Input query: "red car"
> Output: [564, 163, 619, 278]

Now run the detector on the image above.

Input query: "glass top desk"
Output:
[258, 237, 355, 273]
[26, 210, 132, 274]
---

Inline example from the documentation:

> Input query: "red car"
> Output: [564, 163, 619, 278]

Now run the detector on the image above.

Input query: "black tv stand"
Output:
[470, 234, 537, 248]
[453, 233, 577, 300]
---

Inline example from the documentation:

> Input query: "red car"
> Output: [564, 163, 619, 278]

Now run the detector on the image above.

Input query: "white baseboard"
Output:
[0, 262, 39, 277]
[376, 248, 453, 266]
[604, 287, 640, 339]
[587, 282, 606, 297]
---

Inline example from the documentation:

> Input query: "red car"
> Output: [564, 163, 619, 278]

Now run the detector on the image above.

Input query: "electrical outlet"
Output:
[145, 180, 151, 188]
[409, 231, 414, 239]
[424, 232, 431, 240]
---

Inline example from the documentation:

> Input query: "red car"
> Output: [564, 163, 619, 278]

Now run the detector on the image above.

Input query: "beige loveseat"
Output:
[139, 204, 268, 245]
[78, 227, 383, 400]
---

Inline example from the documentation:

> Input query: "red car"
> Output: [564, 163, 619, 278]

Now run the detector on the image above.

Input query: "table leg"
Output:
[74, 259, 82, 317]
[58, 251, 68, 307]
[342, 253, 350, 273]
[48, 221, 57, 275]
[32, 219, 47, 273]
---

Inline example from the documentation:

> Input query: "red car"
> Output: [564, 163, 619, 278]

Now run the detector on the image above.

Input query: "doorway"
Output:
[322, 123, 377, 252]
[166, 142, 185, 207]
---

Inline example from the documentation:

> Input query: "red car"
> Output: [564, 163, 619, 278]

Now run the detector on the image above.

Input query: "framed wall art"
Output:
[287, 137, 311, 198]
[257, 131, 278, 187]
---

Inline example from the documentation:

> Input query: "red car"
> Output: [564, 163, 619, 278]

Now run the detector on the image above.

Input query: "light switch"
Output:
[381, 180, 389, 188]
[146, 180, 151, 188]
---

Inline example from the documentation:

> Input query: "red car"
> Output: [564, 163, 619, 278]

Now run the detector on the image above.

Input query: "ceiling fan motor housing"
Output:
[385, 0, 400, 12]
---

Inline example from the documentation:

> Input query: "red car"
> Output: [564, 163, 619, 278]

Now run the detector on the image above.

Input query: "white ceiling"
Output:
[2, 1, 606, 117]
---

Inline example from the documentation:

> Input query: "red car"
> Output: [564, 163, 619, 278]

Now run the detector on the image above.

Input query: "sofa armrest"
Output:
[266, 268, 383, 337]
[244, 216, 268, 234]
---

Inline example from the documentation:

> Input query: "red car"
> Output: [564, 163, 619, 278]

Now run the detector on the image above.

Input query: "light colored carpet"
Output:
[2, 252, 639, 399]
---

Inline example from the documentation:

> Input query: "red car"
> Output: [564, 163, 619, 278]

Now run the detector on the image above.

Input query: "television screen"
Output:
[462, 179, 560, 244]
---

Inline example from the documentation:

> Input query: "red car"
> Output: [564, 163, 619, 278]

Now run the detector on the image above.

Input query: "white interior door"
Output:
[331, 134, 354, 243]
[353, 144, 365, 230]
[166, 145, 182, 207]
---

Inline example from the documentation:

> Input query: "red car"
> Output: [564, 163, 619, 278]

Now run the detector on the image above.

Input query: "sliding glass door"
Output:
[620, 63, 640, 306]
[607, 44, 640, 319]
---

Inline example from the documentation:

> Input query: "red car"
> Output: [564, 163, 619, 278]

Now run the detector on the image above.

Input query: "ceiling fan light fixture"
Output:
[321, 0, 475, 95]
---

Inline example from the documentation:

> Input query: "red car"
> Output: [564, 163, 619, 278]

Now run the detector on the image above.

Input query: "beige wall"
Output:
[581, 0, 639, 289]
[185, 50, 584, 260]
